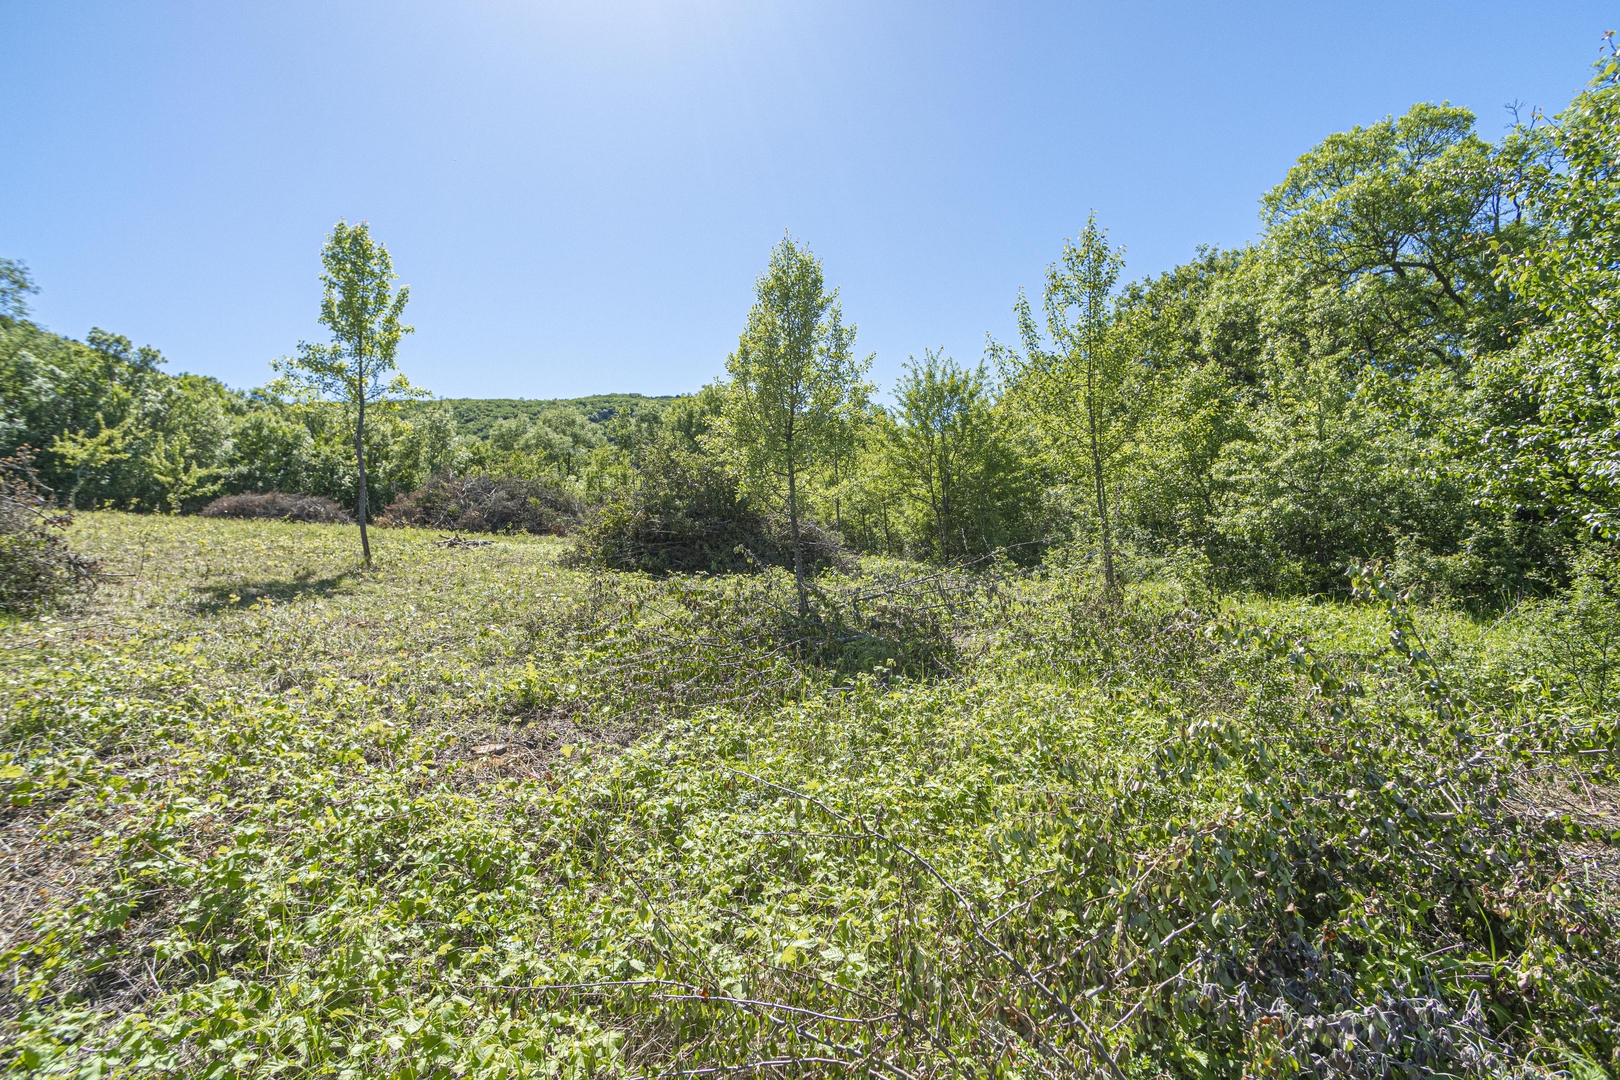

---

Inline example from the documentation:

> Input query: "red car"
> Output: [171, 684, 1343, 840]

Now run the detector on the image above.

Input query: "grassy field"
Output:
[2, 514, 1617, 1078]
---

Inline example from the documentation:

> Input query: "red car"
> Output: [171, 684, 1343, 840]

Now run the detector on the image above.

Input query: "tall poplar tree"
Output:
[274, 221, 415, 565]
[722, 235, 871, 614]
[998, 215, 1142, 594]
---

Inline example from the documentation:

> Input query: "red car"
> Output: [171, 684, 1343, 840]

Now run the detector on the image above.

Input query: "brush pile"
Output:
[0, 448, 99, 614]
[199, 491, 353, 524]
[379, 473, 581, 534]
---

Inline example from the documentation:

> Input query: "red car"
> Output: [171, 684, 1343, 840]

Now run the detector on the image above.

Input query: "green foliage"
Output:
[1261, 101, 1535, 370]
[276, 220, 416, 410]
[874, 351, 1043, 562]
[0, 258, 39, 325]
[571, 439, 846, 575]
[1092, 99, 1565, 599]
[0, 323, 236, 514]
[272, 220, 421, 563]
[1480, 47, 1620, 539]
[2, 514, 1616, 1078]
[428, 395, 675, 442]
[573, 440, 755, 573]
[719, 235, 873, 609]
[462, 408, 607, 481]
[998, 215, 1148, 592]
[1518, 545, 1620, 721]
[10, 41, 1620, 1080]
[221, 393, 450, 518]
[6, 48, 1620, 614]
[48, 413, 132, 510]
[1207, 353, 1390, 593]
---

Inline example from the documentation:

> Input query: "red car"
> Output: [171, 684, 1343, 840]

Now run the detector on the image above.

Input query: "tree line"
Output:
[5, 46, 1620, 603]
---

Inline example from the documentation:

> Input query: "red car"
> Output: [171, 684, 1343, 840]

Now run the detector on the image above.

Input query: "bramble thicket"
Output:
[2, 45, 1620, 1080]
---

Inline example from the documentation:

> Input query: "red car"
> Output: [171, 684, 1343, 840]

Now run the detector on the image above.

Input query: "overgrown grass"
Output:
[1, 514, 1616, 1078]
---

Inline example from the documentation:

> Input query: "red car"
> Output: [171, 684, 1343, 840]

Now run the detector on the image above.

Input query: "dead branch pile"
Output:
[380, 473, 582, 535]
[0, 448, 100, 614]
[199, 491, 354, 524]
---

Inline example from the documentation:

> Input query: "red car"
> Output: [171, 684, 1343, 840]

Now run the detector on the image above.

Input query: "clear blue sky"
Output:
[2, 2, 1612, 400]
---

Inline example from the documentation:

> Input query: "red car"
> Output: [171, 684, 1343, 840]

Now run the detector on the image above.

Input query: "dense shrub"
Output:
[570, 443, 848, 574]
[378, 472, 583, 534]
[199, 491, 354, 524]
[1517, 544, 1620, 720]
[0, 449, 99, 614]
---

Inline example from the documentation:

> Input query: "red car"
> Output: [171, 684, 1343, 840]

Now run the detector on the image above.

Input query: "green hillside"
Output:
[424, 394, 680, 440]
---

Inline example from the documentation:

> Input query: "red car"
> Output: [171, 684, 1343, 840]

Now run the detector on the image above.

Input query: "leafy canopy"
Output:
[273, 220, 419, 408]
[886, 351, 1029, 561]
[1484, 46, 1620, 537]
[720, 235, 870, 495]
[720, 234, 871, 606]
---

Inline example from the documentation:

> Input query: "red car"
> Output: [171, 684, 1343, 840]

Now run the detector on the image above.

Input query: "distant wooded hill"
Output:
[419, 395, 680, 440]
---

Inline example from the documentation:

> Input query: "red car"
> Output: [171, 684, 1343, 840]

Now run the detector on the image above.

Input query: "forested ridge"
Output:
[2, 44, 1620, 1080]
[0, 312, 672, 522]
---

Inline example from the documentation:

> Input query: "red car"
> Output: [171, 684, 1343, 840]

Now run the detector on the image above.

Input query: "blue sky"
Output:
[1, 2, 1612, 400]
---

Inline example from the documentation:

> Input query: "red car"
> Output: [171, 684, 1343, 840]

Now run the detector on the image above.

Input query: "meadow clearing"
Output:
[2, 513, 1616, 1078]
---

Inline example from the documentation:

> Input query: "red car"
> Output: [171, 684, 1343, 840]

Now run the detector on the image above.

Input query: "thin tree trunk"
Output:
[1086, 358, 1117, 596]
[933, 485, 948, 564]
[786, 453, 806, 617]
[1088, 407, 1116, 595]
[925, 468, 944, 562]
[356, 392, 371, 566]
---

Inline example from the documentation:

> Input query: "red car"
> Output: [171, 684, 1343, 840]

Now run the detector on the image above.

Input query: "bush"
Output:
[378, 472, 583, 534]
[0, 449, 99, 614]
[200, 491, 354, 524]
[1522, 544, 1620, 720]
[570, 443, 848, 574]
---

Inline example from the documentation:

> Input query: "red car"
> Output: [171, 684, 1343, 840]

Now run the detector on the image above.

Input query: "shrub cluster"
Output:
[377, 472, 582, 534]
[198, 491, 353, 524]
[569, 444, 848, 574]
[0, 449, 99, 614]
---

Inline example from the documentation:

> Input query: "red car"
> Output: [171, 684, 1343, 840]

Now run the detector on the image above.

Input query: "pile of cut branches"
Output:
[380, 472, 581, 534]
[0, 448, 99, 615]
[199, 491, 353, 524]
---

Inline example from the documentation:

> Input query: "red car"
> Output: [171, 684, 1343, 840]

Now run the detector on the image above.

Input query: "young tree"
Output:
[997, 215, 1142, 593]
[49, 413, 131, 509]
[274, 221, 416, 564]
[721, 235, 871, 613]
[888, 350, 1001, 561]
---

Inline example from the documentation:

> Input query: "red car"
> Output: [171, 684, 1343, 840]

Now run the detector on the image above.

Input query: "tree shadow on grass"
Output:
[190, 568, 353, 613]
